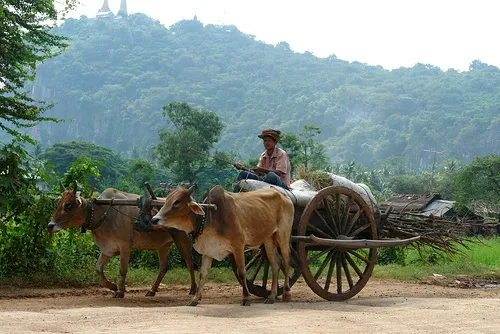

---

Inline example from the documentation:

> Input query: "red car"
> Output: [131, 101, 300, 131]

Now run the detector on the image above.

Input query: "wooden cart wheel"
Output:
[297, 185, 377, 301]
[244, 243, 302, 298]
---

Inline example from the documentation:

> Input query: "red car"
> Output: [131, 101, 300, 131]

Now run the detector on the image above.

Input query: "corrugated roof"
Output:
[379, 193, 441, 213]
[420, 199, 455, 217]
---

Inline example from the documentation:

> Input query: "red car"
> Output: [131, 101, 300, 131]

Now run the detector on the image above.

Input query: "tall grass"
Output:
[374, 236, 500, 280]
[4, 237, 499, 288]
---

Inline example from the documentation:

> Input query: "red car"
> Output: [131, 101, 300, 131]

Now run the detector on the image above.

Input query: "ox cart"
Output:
[92, 177, 419, 302]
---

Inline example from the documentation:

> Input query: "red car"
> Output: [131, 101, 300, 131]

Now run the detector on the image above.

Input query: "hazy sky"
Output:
[70, 0, 500, 71]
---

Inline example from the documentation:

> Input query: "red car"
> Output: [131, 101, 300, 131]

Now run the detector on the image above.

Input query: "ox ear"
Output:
[75, 191, 83, 206]
[188, 202, 205, 216]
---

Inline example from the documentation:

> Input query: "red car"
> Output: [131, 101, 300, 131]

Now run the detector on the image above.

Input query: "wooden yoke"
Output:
[93, 182, 216, 230]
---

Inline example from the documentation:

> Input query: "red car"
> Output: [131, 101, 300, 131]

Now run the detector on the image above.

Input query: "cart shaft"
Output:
[291, 235, 420, 248]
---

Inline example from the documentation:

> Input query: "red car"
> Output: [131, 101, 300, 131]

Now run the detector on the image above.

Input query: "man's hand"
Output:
[233, 163, 246, 170]
[250, 166, 267, 175]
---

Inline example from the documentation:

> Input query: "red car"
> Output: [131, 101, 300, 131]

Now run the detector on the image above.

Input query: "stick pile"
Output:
[380, 211, 481, 254]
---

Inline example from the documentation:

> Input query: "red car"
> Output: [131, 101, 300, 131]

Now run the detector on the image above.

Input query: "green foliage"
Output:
[115, 159, 157, 194]
[0, 141, 101, 280]
[453, 155, 500, 215]
[0, 0, 72, 140]
[155, 101, 224, 182]
[47, 229, 100, 284]
[16, 15, 498, 169]
[0, 141, 38, 218]
[377, 247, 407, 266]
[282, 124, 329, 173]
[0, 193, 57, 277]
[61, 157, 102, 196]
[41, 141, 126, 185]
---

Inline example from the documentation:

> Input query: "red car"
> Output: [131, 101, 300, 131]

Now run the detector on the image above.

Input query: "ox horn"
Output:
[72, 182, 78, 194]
[188, 184, 196, 195]
[59, 181, 66, 192]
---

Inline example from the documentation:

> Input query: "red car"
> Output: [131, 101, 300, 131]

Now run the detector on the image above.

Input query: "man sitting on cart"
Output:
[233, 129, 291, 191]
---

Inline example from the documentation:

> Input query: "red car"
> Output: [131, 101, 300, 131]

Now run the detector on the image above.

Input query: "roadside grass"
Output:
[2, 237, 499, 288]
[125, 236, 500, 286]
[373, 236, 500, 281]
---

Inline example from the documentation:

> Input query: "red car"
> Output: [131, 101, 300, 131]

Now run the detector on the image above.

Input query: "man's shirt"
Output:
[257, 147, 291, 187]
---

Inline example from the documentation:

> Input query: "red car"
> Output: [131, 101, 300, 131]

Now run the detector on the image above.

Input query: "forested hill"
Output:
[30, 13, 499, 167]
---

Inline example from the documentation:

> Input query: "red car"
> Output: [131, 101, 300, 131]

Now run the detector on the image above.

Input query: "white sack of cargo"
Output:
[235, 179, 316, 207]
[236, 173, 378, 212]
[325, 172, 378, 213]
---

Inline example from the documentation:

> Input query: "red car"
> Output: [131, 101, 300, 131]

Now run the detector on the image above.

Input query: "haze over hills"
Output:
[27, 13, 500, 167]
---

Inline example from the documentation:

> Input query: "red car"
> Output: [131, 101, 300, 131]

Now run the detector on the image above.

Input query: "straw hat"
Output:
[257, 129, 281, 142]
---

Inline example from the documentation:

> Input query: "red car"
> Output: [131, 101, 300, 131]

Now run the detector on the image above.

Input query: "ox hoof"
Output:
[109, 283, 118, 292]
[187, 300, 199, 307]
[264, 297, 275, 305]
[282, 294, 291, 303]
[240, 300, 251, 306]
[189, 286, 197, 295]
[113, 291, 125, 298]
[145, 291, 156, 297]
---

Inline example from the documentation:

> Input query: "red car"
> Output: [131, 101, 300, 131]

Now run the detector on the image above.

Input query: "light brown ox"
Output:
[150, 185, 294, 306]
[47, 186, 197, 298]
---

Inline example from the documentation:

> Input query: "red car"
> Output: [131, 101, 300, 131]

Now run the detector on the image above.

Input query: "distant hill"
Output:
[27, 14, 500, 167]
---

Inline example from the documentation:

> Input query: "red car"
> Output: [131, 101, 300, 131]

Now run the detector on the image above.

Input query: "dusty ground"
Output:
[1, 277, 500, 333]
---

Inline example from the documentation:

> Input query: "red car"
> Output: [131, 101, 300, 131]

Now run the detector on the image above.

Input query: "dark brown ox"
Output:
[150, 185, 294, 306]
[48, 186, 197, 298]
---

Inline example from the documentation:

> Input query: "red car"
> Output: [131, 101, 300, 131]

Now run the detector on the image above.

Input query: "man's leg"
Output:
[234, 171, 262, 192]
[237, 171, 261, 181]
[262, 172, 287, 189]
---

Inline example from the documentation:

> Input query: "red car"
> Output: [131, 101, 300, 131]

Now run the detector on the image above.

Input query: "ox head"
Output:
[47, 183, 86, 233]
[150, 185, 205, 233]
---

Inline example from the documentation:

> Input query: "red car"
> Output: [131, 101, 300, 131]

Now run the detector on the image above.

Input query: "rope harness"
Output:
[80, 198, 115, 233]
[188, 188, 214, 243]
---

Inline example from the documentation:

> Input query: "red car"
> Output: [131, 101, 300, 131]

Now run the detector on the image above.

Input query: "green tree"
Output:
[0, 0, 78, 225]
[0, 0, 77, 139]
[116, 159, 157, 194]
[40, 141, 126, 185]
[281, 124, 329, 172]
[155, 101, 224, 182]
[61, 157, 102, 196]
[453, 155, 500, 216]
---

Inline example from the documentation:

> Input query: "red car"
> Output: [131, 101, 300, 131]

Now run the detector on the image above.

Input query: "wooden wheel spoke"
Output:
[349, 223, 371, 237]
[245, 248, 264, 271]
[262, 260, 270, 288]
[324, 252, 337, 291]
[340, 198, 353, 233]
[342, 254, 354, 289]
[247, 244, 302, 299]
[307, 247, 333, 265]
[345, 207, 364, 235]
[323, 198, 340, 235]
[314, 208, 336, 237]
[249, 253, 265, 282]
[307, 223, 333, 239]
[313, 250, 335, 281]
[297, 186, 377, 302]
[336, 255, 342, 293]
[347, 249, 370, 264]
[335, 193, 341, 227]
[344, 252, 364, 278]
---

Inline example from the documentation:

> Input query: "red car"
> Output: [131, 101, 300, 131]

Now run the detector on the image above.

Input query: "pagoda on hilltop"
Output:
[96, 0, 114, 18]
[117, 0, 128, 17]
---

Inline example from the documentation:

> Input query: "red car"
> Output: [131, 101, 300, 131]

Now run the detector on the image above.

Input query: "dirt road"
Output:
[1, 278, 500, 333]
